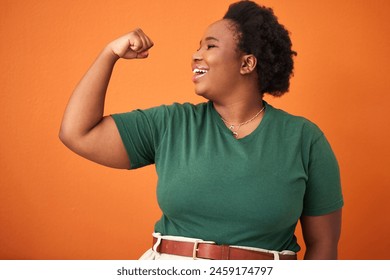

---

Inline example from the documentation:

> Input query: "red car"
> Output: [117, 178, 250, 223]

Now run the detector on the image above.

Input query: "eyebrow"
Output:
[199, 36, 220, 44]
[205, 36, 219, 42]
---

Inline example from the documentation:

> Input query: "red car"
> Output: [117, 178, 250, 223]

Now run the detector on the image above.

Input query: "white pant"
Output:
[139, 232, 296, 260]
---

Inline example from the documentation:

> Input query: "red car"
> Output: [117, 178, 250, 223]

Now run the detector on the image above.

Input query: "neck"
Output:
[213, 95, 264, 124]
[210, 76, 263, 123]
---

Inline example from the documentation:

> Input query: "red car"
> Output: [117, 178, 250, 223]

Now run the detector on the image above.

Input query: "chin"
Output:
[194, 89, 211, 101]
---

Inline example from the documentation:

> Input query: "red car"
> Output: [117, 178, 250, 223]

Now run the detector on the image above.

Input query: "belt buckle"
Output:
[192, 241, 200, 259]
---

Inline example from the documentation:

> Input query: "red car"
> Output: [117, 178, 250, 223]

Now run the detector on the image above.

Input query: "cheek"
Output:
[216, 59, 242, 81]
[220, 51, 242, 72]
[209, 59, 239, 77]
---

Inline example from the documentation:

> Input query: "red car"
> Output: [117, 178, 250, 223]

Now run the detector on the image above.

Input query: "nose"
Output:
[192, 49, 203, 62]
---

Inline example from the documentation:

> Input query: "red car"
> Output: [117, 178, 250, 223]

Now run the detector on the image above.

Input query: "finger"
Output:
[135, 28, 154, 52]
[129, 30, 144, 52]
[136, 50, 149, 59]
[135, 29, 149, 53]
[144, 35, 154, 50]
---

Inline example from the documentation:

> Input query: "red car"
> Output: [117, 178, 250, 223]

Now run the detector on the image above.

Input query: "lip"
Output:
[192, 65, 209, 83]
[192, 72, 207, 82]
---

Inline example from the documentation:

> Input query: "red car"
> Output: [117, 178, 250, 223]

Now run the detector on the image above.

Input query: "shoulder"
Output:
[112, 102, 209, 123]
[167, 102, 209, 112]
[158, 102, 209, 118]
[265, 102, 324, 141]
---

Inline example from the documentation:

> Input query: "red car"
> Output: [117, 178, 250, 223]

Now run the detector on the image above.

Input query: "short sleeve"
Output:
[302, 134, 344, 216]
[111, 105, 171, 169]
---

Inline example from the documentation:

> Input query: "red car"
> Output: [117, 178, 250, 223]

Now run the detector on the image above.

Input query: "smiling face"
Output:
[192, 19, 246, 101]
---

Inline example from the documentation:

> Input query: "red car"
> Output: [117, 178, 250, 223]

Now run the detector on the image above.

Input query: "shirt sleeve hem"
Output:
[302, 199, 344, 216]
[111, 114, 142, 170]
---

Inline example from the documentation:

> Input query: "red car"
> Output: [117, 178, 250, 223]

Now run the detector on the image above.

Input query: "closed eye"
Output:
[196, 37, 220, 51]
[196, 44, 218, 51]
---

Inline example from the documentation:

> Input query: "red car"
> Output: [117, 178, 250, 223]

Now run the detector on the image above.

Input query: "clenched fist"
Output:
[108, 28, 154, 59]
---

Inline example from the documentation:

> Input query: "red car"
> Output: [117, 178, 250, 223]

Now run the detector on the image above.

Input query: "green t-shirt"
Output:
[112, 101, 343, 252]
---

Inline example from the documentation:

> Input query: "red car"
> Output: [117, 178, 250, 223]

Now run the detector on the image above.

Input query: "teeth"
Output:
[193, 69, 208, 74]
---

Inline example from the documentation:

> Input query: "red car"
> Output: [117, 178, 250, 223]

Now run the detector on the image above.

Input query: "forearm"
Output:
[59, 47, 118, 141]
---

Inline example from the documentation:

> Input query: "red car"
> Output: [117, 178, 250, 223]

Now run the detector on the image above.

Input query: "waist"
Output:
[152, 235, 297, 260]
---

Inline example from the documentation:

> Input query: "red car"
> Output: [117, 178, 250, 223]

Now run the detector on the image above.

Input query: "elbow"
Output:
[304, 242, 339, 260]
[59, 123, 90, 157]
[58, 123, 76, 148]
[58, 127, 83, 157]
[58, 128, 67, 145]
[59, 127, 71, 147]
[303, 233, 340, 260]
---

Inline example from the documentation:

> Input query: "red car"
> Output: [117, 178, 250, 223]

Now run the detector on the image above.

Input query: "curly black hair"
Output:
[223, 0, 297, 96]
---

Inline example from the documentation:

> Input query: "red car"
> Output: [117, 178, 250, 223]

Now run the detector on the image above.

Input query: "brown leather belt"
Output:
[152, 237, 297, 260]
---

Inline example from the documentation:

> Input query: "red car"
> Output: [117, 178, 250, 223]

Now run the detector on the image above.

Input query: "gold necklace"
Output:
[221, 106, 265, 139]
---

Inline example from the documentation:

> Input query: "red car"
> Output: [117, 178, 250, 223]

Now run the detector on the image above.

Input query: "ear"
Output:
[240, 54, 257, 75]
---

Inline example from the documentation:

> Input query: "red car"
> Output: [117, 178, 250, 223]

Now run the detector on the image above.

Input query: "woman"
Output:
[59, 1, 343, 260]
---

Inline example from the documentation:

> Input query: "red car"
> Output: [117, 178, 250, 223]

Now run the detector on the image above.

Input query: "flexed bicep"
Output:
[64, 116, 131, 169]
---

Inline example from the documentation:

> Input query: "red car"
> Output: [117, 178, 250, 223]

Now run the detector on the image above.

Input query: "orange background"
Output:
[1, 0, 389, 260]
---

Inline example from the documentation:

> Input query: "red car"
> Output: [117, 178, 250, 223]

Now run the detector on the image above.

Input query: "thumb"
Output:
[136, 50, 149, 59]
[130, 41, 142, 52]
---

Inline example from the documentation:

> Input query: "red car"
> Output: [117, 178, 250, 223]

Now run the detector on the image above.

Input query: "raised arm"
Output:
[59, 28, 154, 169]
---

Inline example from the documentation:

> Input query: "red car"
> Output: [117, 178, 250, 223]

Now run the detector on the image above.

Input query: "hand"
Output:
[108, 28, 154, 59]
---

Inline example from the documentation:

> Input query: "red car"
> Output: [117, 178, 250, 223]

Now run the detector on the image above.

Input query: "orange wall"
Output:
[1, 0, 389, 259]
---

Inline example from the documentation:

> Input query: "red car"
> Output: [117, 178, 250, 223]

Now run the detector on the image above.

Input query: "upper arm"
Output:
[60, 116, 131, 169]
[300, 209, 342, 259]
